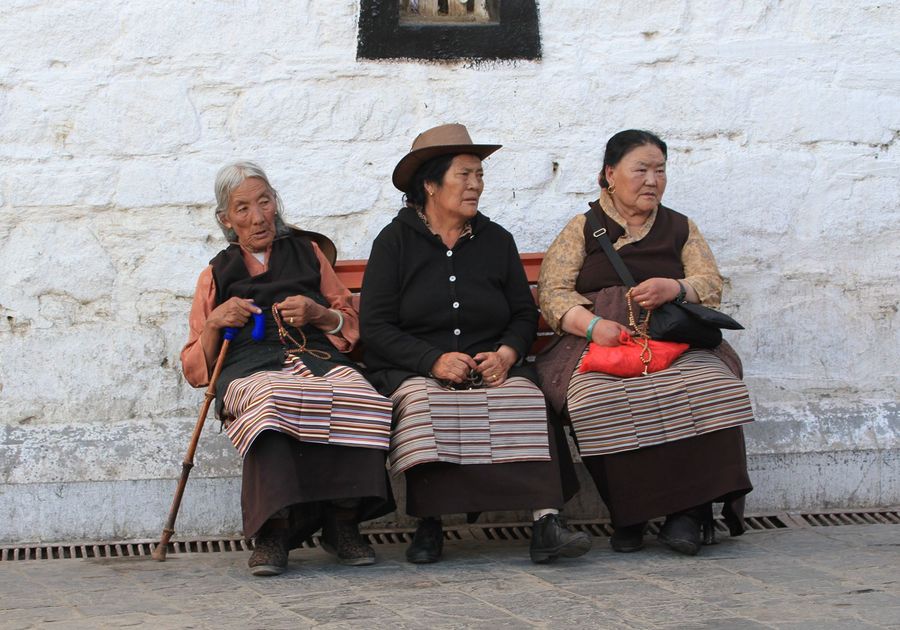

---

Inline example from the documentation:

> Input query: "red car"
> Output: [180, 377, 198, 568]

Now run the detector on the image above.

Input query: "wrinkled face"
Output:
[427, 154, 485, 222]
[220, 177, 277, 253]
[604, 144, 667, 215]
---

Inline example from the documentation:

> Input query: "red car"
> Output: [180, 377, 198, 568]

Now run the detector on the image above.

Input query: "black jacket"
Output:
[360, 207, 538, 396]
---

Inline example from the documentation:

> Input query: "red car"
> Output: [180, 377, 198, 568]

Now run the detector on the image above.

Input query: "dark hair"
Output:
[599, 129, 668, 188]
[404, 154, 457, 208]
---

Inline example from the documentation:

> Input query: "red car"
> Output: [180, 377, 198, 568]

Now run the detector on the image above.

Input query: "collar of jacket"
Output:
[394, 206, 490, 242]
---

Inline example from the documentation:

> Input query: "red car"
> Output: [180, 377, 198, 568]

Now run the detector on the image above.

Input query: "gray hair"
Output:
[214, 161, 290, 242]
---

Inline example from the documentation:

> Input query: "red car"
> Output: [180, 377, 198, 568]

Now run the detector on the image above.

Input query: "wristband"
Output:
[585, 315, 603, 341]
[325, 309, 344, 335]
[674, 280, 687, 303]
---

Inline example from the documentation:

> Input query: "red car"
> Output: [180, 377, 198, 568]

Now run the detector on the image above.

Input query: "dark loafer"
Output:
[530, 514, 592, 564]
[610, 522, 646, 553]
[658, 513, 702, 556]
[406, 517, 443, 564]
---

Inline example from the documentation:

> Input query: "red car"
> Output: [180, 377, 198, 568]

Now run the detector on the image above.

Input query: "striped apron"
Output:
[567, 349, 754, 457]
[223, 357, 393, 458]
[389, 376, 551, 474]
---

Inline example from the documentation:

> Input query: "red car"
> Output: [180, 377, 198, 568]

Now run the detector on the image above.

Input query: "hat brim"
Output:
[392, 143, 502, 193]
[286, 225, 337, 267]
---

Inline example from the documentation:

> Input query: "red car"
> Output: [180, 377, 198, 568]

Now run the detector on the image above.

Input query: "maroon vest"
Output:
[575, 202, 690, 292]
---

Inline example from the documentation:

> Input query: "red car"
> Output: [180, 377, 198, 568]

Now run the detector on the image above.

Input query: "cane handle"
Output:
[224, 327, 238, 341]
[251, 312, 265, 341]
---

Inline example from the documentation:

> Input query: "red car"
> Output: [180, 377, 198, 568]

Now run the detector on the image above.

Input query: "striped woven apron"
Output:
[223, 357, 393, 458]
[389, 376, 551, 474]
[567, 349, 754, 457]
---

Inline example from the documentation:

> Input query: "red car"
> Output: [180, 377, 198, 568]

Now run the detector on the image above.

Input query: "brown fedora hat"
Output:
[392, 123, 502, 193]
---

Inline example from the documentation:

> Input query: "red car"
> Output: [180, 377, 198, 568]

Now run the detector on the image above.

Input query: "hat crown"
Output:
[410, 123, 475, 152]
[392, 123, 501, 193]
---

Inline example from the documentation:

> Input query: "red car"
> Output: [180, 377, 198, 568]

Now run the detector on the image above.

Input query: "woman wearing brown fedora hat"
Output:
[360, 124, 590, 565]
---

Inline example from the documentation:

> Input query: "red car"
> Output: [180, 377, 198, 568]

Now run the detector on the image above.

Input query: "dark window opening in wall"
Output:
[357, 0, 540, 61]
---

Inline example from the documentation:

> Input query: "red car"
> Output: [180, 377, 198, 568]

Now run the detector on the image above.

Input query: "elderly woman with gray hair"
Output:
[180, 162, 394, 576]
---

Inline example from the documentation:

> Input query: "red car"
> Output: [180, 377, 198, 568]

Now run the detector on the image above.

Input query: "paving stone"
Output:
[613, 597, 731, 626]
[485, 589, 622, 625]
[658, 619, 774, 630]
[0, 606, 86, 624]
[560, 578, 683, 602]
[770, 620, 884, 630]
[401, 602, 521, 623]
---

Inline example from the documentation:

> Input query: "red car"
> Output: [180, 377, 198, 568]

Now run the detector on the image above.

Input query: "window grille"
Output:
[400, 0, 499, 24]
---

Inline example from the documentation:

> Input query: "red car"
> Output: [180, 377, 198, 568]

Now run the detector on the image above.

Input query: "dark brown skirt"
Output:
[241, 430, 394, 539]
[404, 420, 580, 518]
[581, 426, 752, 528]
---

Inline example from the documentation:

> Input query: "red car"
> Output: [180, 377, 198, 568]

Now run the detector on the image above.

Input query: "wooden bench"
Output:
[334, 252, 555, 360]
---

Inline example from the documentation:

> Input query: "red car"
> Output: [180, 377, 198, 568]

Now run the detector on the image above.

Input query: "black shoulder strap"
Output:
[584, 209, 636, 287]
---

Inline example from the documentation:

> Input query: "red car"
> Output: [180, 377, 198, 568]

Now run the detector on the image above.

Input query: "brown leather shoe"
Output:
[248, 533, 288, 576]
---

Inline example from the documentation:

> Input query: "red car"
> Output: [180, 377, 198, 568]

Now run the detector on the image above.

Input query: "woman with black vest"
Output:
[180, 162, 393, 576]
[360, 124, 590, 565]
[537, 130, 755, 556]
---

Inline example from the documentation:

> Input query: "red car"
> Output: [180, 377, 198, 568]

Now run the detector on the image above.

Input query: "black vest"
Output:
[209, 231, 356, 415]
[576, 202, 690, 293]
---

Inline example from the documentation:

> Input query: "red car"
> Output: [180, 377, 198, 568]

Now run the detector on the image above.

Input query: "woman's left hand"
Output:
[274, 295, 330, 328]
[630, 277, 681, 310]
[474, 345, 517, 388]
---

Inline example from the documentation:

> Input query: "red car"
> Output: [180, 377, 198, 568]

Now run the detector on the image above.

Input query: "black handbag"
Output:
[584, 210, 743, 348]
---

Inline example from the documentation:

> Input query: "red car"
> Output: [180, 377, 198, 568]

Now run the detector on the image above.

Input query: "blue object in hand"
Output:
[251, 312, 266, 341]
[224, 327, 238, 341]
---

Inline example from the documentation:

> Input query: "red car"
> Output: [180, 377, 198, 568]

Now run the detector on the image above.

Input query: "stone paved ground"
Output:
[0, 524, 898, 629]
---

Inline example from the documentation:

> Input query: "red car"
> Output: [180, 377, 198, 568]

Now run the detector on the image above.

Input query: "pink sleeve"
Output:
[312, 242, 359, 352]
[180, 266, 217, 388]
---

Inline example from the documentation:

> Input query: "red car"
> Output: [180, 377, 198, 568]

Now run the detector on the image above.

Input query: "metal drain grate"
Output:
[0, 538, 253, 562]
[800, 510, 900, 527]
[1, 509, 895, 562]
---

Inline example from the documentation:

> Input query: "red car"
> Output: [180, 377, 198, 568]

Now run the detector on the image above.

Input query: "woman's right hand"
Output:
[430, 352, 479, 384]
[205, 297, 262, 333]
[591, 319, 630, 347]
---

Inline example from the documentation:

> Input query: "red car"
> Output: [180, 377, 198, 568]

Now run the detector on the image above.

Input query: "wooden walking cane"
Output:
[151, 325, 240, 562]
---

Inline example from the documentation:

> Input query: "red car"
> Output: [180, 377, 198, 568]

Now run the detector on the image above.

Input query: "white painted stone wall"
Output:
[1, 0, 897, 543]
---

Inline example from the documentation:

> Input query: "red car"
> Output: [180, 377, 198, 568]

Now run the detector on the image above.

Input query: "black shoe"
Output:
[610, 522, 646, 553]
[406, 517, 443, 564]
[321, 508, 376, 566]
[530, 514, 592, 564]
[658, 511, 703, 556]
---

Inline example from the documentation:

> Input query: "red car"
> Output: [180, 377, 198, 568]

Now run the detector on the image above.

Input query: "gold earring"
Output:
[607, 184, 616, 195]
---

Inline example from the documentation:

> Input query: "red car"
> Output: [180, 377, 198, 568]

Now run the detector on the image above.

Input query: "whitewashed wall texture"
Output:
[0, 0, 897, 543]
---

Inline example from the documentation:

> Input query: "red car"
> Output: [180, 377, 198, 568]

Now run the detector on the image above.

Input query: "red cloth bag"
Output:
[579, 330, 690, 377]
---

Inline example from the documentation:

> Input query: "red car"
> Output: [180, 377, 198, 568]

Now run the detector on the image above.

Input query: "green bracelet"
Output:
[585, 315, 602, 341]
